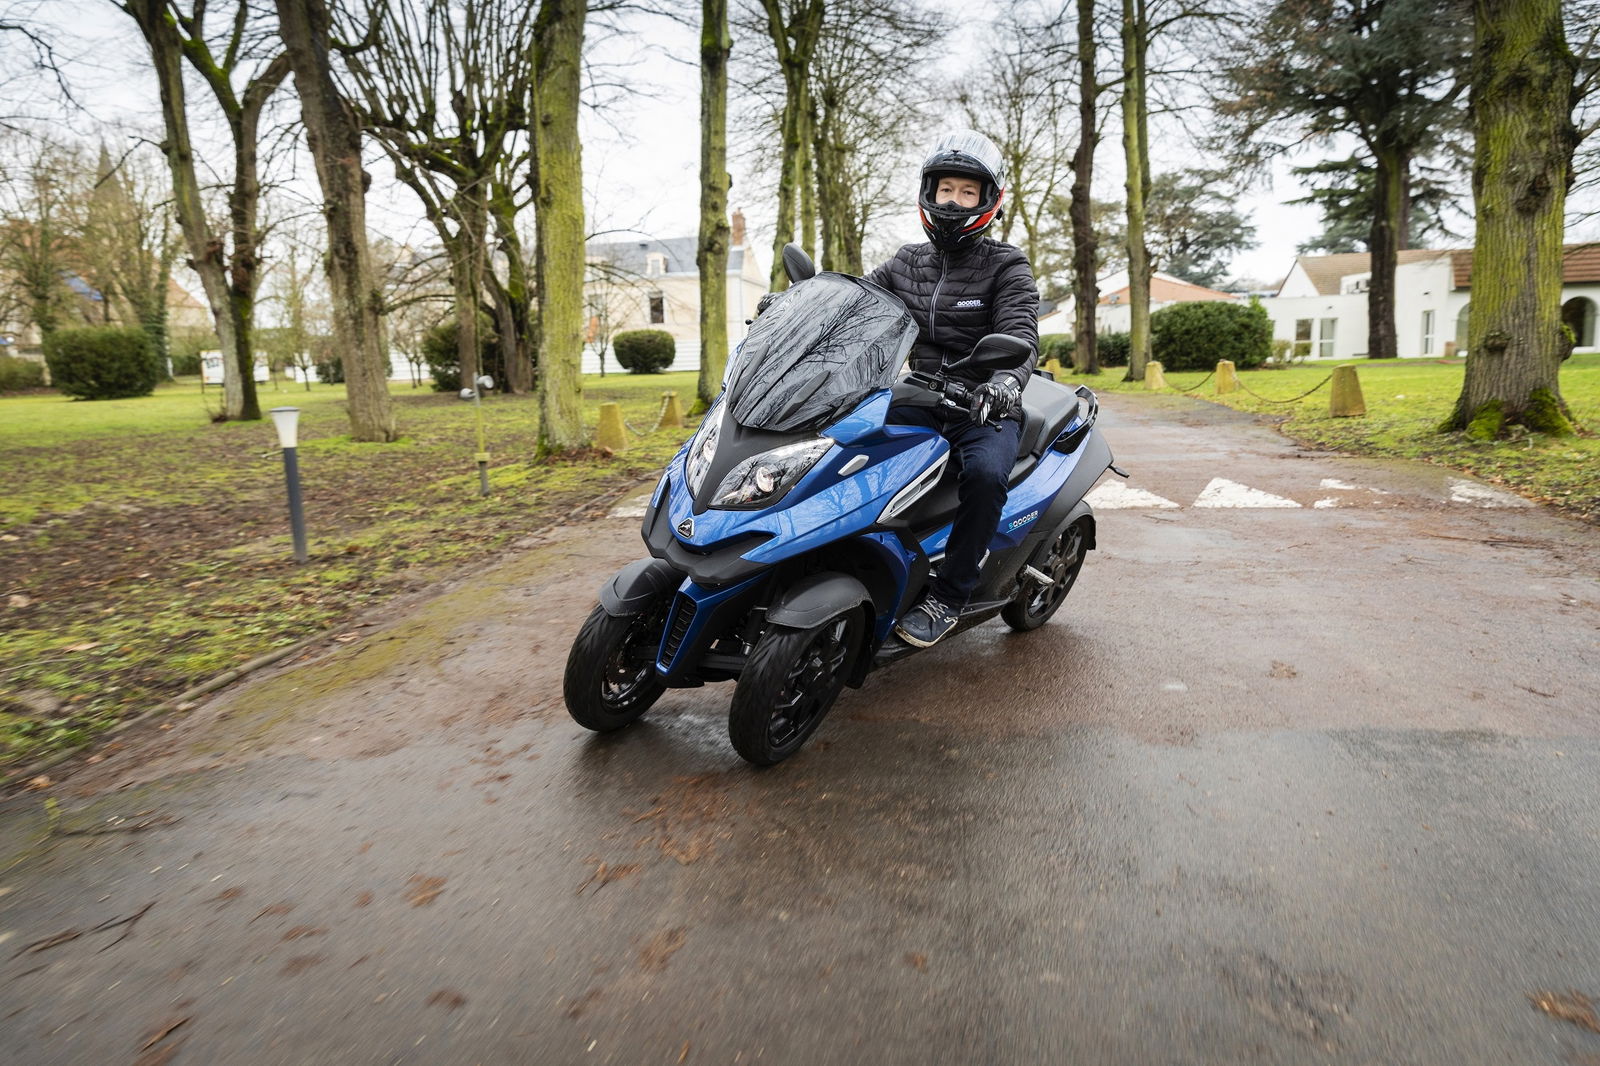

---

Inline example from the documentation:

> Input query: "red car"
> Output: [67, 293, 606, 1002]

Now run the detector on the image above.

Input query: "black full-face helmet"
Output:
[917, 128, 1006, 254]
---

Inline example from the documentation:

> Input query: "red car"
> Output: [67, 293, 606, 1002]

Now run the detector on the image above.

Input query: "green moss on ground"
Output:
[0, 372, 700, 775]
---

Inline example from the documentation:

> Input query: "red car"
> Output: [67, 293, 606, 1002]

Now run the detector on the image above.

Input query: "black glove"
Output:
[970, 379, 1021, 424]
[755, 291, 782, 316]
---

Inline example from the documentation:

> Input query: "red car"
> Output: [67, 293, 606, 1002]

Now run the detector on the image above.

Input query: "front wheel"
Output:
[1002, 516, 1090, 632]
[564, 603, 668, 731]
[728, 609, 863, 766]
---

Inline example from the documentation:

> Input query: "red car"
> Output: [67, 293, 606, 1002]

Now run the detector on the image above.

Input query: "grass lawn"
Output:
[0, 371, 703, 775]
[1067, 352, 1600, 522]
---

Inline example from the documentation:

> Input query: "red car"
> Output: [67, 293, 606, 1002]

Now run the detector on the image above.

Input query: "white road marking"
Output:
[1448, 479, 1530, 508]
[1086, 481, 1180, 509]
[1320, 478, 1359, 490]
[1193, 478, 1302, 509]
[608, 502, 649, 519]
[1313, 498, 1338, 508]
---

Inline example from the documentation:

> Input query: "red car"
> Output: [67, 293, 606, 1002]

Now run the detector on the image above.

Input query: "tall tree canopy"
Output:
[1218, 0, 1471, 360]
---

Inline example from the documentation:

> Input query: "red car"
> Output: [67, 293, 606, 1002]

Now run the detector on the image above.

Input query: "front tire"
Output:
[564, 603, 668, 731]
[1002, 516, 1090, 632]
[728, 609, 863, 766]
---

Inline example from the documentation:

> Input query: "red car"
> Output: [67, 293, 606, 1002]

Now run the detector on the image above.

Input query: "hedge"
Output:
[43, 326, 160, 400]
[1149, 298, 1271, 372]
[0, 354, 46, 392]
[1096, 331, 1131, 368]
[613, 329, 676, 374]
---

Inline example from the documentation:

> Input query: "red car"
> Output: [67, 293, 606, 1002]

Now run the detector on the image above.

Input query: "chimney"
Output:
[730, 208, 746, 248]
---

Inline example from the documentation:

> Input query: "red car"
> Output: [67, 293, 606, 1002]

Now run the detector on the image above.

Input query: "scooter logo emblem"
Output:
[677, 517, 694, 538]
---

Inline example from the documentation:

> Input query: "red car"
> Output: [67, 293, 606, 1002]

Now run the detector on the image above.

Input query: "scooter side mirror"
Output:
[781, 243, 817, 285]
[947, 333, 1033, 373]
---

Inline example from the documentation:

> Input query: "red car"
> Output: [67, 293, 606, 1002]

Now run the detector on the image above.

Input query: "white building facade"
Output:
[1263, 246, 1600, 359]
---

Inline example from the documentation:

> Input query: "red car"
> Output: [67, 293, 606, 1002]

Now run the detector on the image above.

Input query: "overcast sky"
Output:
[22, 0, 1585, 292]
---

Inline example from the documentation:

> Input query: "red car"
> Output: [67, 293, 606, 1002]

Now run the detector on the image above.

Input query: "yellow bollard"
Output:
[1144, 360, 1167, 390]
[596, 401, 629, 451]
[661, 391, 683, 428]
[1215, 359, 1239, 395]
[1329, 365, 1366, 417]
[1042, 358, 1063, 378]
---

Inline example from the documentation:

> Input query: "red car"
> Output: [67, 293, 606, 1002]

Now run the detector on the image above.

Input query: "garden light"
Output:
[270, 406, 309, 563]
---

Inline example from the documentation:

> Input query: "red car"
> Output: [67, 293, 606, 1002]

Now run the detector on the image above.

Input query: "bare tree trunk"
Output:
[1365, 140, 1405, 360]
[533, 0, 587, 454]
[454, 189, 487, 390]
[759, 0, 825, 290]
[1070, 0, 1099, 375]
[1121, 0, 1152, 382]
[1444, 0, 1577, 437]
[489, 184, 535, 394]
[697, 0, 732, 409]
[276, 0, 397, 442]
[798, 92, 817, 259]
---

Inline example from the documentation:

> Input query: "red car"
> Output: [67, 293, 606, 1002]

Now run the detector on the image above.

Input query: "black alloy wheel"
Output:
[728, 609, 863, 766]
[1001, 517, 1089, 632]
[564, 601, 669, 731]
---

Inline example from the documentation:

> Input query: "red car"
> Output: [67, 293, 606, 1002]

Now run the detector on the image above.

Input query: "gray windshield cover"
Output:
[726, 273, 917, 432]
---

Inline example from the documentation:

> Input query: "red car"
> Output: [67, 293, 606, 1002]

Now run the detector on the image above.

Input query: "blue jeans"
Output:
[888, 404, 1021, 607]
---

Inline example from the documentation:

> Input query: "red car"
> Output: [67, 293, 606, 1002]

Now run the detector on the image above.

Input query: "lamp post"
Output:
[270, 407, 308, 563]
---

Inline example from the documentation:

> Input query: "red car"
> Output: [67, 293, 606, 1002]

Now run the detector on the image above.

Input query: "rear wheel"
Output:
[728, 609, 863, 766]
[564, 603, 668, 731]
[1002, 516, 1090, 632]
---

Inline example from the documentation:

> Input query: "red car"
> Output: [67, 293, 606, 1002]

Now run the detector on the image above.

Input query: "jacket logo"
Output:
[676, 517, 694, 537]
[954, 298, 985, 309]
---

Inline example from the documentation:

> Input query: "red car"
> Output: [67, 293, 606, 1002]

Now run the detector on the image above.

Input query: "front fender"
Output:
[598, 558, 683, 617]
[766, 572, 873, 630]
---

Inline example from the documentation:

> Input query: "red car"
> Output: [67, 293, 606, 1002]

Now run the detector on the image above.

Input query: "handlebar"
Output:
[904, 370, 1002, 428]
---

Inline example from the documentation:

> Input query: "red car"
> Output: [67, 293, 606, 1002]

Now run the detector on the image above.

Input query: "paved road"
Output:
[4, 393, 1599, 1065]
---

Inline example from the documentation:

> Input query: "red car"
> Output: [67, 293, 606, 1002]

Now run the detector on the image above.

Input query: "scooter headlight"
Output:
[685, 417, 721, 494]
[711, 437, 833, 509]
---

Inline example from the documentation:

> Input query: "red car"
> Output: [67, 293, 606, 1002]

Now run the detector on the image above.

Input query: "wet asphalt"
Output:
[3, 392, 1599, 1065]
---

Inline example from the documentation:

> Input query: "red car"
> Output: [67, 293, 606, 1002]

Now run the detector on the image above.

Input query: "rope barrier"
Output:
[1170, 369, 1216, 394]
[623, 393, 673, 437]
[1231, 372, 1337, 405]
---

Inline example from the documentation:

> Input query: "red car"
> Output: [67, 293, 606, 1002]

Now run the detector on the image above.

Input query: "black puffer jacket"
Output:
[865, 237, 1039, 391]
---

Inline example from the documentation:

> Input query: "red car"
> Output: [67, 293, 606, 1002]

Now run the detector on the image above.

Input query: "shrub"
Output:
[1264, 338, 1306, 370]
[1038, 333, 1075, 367]
[422, 315, 499, 392]
[613, 329, 677, 373]
[1150, 298, 1271, 372]
[168, 329, 218, 377]
[315, 354, 344, 384]
[1095, 331, 1131, 368]
[0, 354, 46, 392]
[43, 326, 160, 400]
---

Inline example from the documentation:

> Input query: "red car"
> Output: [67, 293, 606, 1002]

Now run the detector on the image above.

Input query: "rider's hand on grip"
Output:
[970, 379, 1020, 426]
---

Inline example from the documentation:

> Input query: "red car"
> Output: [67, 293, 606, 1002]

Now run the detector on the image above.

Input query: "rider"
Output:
[866, 129, 1040, 647]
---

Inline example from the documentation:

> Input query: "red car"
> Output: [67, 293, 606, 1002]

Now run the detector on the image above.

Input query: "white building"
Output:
[1037, 270, 1238, 339]
[1263, 244, 1600, 359]
[583, 211, 768, 374]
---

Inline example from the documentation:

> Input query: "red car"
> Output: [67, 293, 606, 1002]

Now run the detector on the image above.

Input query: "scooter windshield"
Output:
[725, 272, 917, 433]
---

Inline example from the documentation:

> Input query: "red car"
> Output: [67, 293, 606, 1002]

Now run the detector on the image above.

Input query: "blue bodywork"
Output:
[644, 381, 1099, 684]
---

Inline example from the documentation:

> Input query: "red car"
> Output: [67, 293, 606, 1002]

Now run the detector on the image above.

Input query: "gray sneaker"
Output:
[894, 594, 960, 648]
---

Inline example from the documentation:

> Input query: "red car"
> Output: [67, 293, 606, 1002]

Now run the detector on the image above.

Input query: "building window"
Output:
[646, 253, 666, 276]
[1318, 317, 1337, 359]
[1294, 318, 1313, 359]
[649, 293, 665, 324]
[1421, 309, 1436, 355]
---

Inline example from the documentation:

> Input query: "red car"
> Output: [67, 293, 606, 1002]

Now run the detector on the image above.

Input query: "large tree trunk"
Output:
[453, 190, 487, 391]
[1121, 0, 1152, 382]
[798, 92, 817, 259]
[1070, 0, 1099, 375]
[1444, 0, 1577, 437]
[1365, 140, 1405, 360]
[533, 0, 587, 454]
[696, 0, 732, 410]
[129, 2, 243, 415]
[276, 0, 397, 442]
[760, 0, 824, 291]
[489, 188, 535, 395]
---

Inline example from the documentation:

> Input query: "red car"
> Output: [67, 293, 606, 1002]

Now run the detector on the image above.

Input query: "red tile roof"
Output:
[1450, 243, 1600, 289]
